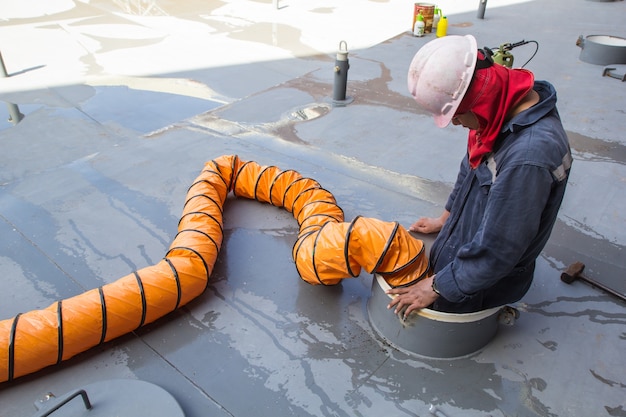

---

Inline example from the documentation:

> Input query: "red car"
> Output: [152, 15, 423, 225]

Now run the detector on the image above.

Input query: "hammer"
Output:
[561, 261, 626, 302]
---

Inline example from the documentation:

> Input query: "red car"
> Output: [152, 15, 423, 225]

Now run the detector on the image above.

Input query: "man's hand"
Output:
[408, 210, 450, 234]
[386, 275, 439, 320]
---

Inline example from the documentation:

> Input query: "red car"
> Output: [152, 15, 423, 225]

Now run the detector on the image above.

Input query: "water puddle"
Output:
[268, 102, 331, 144]
[567, 131, 626, 165]
[288, 103, 331, 122]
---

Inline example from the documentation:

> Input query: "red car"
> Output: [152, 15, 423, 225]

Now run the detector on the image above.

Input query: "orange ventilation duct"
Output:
[0, 155, 429, 383]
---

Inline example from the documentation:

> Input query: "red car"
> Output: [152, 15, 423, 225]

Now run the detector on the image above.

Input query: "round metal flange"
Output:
[331, 96, 354, 107]
[577, 35, 626, 65]
[367, 274, 506, 359]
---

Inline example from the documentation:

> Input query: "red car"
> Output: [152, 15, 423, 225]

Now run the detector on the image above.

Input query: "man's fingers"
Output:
[403, 304, 418, 320]
[392, 297, 411, 315]
[388, 294, 410, 314]
[387, 295, 401, 310]
[386, 287, 408, 296]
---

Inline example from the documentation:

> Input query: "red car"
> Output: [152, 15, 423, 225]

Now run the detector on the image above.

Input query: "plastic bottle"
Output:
[433, 8, 442, 30]
[413, 13, 425, 37]
[436, 16, 447, 37]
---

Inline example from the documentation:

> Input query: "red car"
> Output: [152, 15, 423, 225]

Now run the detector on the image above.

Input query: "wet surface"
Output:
[1, 0, 626, 416]
[567, 131, 626, 166]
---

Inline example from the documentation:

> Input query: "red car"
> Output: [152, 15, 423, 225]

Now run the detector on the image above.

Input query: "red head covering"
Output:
[456, 52, 535, 168]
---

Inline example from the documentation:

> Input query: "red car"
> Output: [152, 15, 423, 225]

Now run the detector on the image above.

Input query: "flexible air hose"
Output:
[0, 155, 429, 383]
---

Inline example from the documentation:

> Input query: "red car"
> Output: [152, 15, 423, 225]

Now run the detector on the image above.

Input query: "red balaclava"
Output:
[456, 51, 535, 169]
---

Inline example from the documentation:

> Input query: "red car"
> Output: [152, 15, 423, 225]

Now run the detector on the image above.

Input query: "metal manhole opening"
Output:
[367, 274, 508, 359]
[577, 35, 626, 65]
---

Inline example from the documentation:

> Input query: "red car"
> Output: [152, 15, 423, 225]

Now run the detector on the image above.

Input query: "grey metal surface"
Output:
[1, 1, 625, 417]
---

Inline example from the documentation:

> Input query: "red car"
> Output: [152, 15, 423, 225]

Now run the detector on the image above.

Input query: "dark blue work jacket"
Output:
[431, 81, 572, 313]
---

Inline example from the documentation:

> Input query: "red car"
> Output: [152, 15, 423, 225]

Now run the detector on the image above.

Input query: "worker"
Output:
[387, 35, 572, 317]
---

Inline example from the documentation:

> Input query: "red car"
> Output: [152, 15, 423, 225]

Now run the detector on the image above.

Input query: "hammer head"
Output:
[561, 261, 585, 284]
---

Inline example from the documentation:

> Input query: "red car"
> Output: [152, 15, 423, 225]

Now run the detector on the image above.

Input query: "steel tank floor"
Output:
[1, 1, 625, 416]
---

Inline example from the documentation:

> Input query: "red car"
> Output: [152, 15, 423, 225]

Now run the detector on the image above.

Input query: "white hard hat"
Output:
[407, 35, 478, 128]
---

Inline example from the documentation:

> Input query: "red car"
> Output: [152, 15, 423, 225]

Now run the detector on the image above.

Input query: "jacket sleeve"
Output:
[436, 162, 554, 303]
